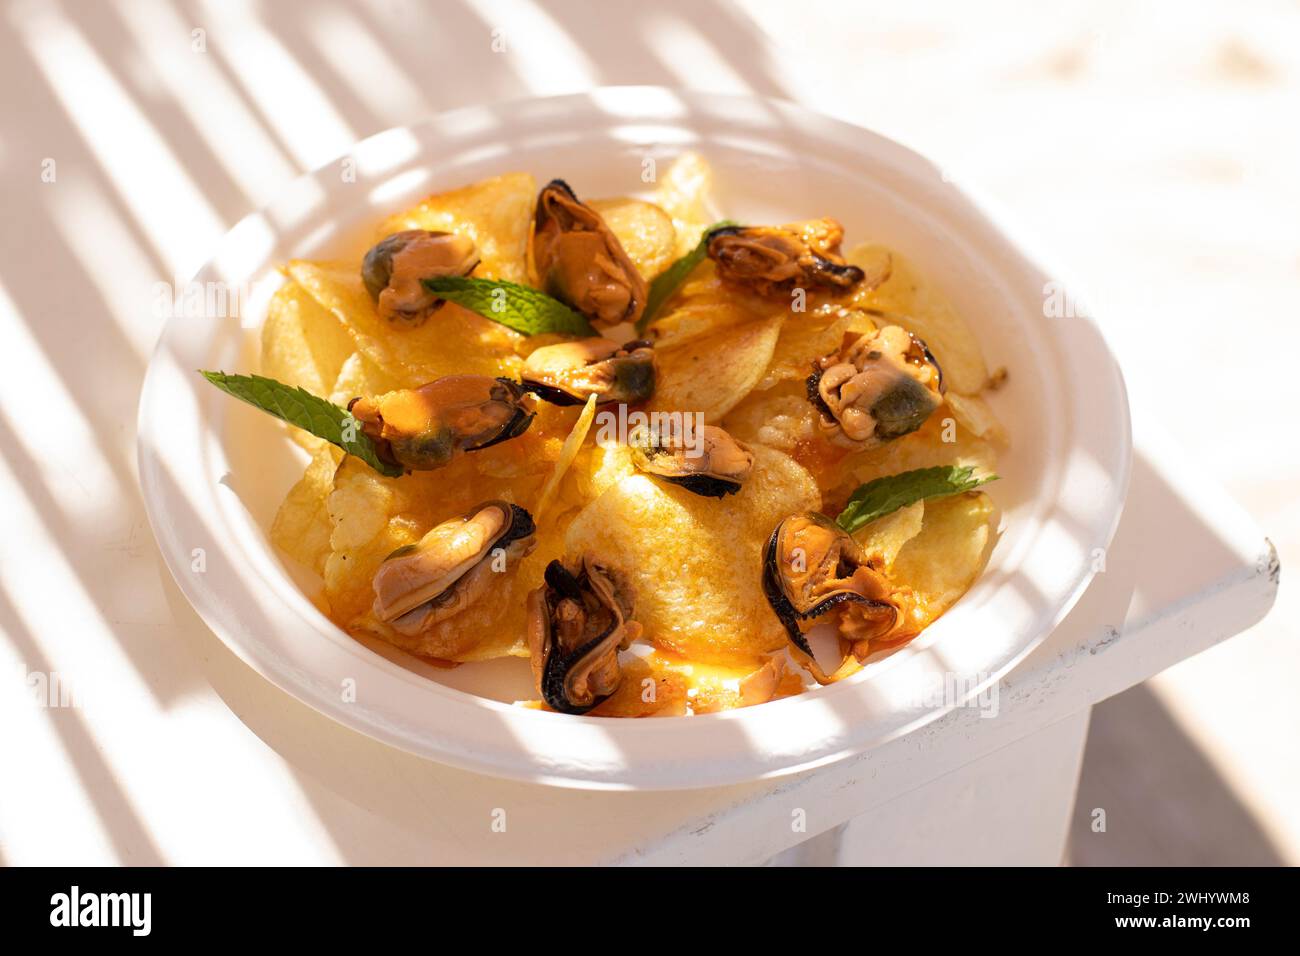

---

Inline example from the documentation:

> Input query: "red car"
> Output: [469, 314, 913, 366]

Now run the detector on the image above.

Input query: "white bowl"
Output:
[137, 87, 1130, 790]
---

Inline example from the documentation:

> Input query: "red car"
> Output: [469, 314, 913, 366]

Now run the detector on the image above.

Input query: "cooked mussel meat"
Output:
[526, 557, 642, 714]
[348, 375, 534, 471]
[807, 325, 944, 449]
[362, 229, 480, 326]
[630, 423, 754, 498]
[520, 337, 655, 406]
[372, 501, 536, 637]
[762, 512, 917, 683]
[532, 179, 648, 327]
[707, 218, 864, 297]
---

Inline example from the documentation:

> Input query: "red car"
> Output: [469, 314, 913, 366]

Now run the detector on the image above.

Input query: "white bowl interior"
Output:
[139, 89, 1129, 788]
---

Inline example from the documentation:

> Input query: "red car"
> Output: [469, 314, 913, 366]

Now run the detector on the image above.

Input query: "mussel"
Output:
[348, 375, 534, 471]
[362, 230, 480, 325]
[372, 501, 536, 637]
[526, 557, 642, 714]
[707, 218, 864, 297]
[807, 325, 944, 449]
[630, 423, 754, 498]
[762, 512, 918, 683]
[520, 337, 656, 406]
[532, 179, 647, 328]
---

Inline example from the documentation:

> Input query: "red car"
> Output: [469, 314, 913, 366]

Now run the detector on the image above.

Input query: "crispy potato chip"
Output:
[892, 491, 995, 620]
[286, 259, 521, 386]
[564, 445, 820, 666]
[654, 152, 716, 256]
[260, 280, 355, 397]
[271, 445, 343, 574]
[326, 350, 400, 406]
[851, 500, 925, 571]
[849, 243, 990, 395]
[945, 391, 1008, 444]
[645, 263, 774, 344]
[650, 310, 785, 421]
[848, 245, 894, 291]
[645, 293, 755, 345]
[260, 280, 357, 452]
[326, 457, 397, 550]
[589, 197, 677, 280]
[563, 442, 636, 507]
[321, 457, 412, 620]
[375, 172, 536, 284]
[534, 393, 597, 519]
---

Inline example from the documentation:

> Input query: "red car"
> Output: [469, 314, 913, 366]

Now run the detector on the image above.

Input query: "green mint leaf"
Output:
[423, 276, 594, 336]
[836, 465, 998, 534]
[636, 220, 738, 333]
[200, 371, 403, 477]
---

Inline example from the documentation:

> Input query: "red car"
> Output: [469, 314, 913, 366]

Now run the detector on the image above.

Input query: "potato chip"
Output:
[892, 491, 996, 620]
[375, 172, 536, 284]
[654, 152, 716, 256]
[260, 280, 355, 397]
[848, 245, 894, 291]
[564, 444, 820, 666]
[650, 309, 785, 422]
[271, 445, 343, 574]
[851, 500, 925, 571]
[259, 280, 357, 453]
[645, 263, 772, 345]
[321, 457, 412, 622]
[849, 243, 990, 395]
[945, 391, 1008, 444]
[565, 442, 636, 505]
[326, 457, 398, 550]
[533, 393, 597, 520]
[326, 351, 400, 406]
[589, 197, 677, 280]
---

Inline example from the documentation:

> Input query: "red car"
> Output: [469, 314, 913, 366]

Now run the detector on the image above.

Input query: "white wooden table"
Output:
[0, 0, 1283, 867]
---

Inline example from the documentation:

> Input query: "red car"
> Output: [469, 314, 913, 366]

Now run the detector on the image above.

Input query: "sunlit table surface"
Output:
[0, 0, 1288, 865]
